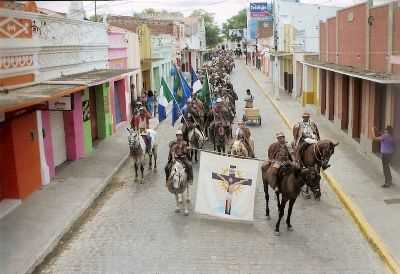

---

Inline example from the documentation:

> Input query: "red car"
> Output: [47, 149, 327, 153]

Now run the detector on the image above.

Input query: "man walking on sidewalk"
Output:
[372, 126, 396, 188]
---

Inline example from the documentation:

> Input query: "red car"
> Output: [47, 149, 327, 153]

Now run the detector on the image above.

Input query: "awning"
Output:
[0, 83, 85, 113]
[46, 68, 139, 86]
[301, 60, 400, 84]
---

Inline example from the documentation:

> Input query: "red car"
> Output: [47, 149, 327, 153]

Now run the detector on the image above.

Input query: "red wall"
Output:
[393, 7, 400, 74]
[327, 17, 337, 63]
[320, 22, 327, 62]
[337, 3, 367, 68]
[369, 5, 389, 73]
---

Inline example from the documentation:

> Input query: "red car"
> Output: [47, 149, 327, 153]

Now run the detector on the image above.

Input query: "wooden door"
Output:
[352, 79, 362, 140]
[320, 70, 327, 115]
[341, 76, 349, 130]
[89, 87, 98, 140]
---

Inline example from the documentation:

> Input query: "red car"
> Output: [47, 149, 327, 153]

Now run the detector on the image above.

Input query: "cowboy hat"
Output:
[276, 132, 285, 138]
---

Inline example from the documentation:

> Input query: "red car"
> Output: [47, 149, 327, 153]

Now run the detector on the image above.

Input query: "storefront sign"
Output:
[0, 112, 5, 122]
[390, 55, 400, 65]
[48, 95, 73, 111]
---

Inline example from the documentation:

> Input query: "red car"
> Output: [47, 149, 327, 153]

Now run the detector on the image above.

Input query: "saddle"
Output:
[141, 134, 151, 153]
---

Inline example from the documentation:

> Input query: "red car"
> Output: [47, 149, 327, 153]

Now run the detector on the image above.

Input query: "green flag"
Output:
[160, 77, 173, 103]
[198, 72, 210, 107]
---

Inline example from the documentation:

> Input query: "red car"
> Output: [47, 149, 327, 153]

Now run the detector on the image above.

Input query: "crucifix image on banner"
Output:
[195, 151, 259, 221]
[212, 165, 252, 215]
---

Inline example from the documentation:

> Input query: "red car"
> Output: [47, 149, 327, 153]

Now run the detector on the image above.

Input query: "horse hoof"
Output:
[266, 215, 271, 220]
[274, 231, 280, 236]
[184, 210, 189, 216]
[175, 208, 181, 213]
[287, 226, 293, 231]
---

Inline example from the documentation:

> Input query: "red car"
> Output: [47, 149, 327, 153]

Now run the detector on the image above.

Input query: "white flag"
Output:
[195, 151, 260, 221]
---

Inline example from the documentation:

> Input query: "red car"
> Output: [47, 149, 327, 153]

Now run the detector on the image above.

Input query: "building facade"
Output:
[301, 1, 400, 168]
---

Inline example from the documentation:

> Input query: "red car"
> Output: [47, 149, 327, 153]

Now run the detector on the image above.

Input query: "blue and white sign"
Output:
[250, 2, 272, 18]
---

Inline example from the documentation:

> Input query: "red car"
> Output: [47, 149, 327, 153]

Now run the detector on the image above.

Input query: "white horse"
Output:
[167, 160, 190, 216]
[187, 127, 205, 162]
[230, 139, 249, 158]
[127, 128, 158, 182]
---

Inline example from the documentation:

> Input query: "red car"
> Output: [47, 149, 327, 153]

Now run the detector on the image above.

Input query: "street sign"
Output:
[48, 95, 73, 111]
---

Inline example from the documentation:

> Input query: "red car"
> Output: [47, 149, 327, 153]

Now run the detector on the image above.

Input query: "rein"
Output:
[313, 142, 323, 163]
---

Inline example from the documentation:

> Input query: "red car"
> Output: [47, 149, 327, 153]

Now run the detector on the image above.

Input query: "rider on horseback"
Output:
[293, 112, 320, 167]
[244, 89, 254, 108]
[132, 107, 152, 153]
[235, 121, 255, 158]
[165, 130, 193, 184]
[265, 132, 295, 192]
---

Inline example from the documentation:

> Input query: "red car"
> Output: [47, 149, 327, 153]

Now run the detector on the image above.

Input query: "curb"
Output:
[245, 64, 400, 274]
[30, 121, 162, 274]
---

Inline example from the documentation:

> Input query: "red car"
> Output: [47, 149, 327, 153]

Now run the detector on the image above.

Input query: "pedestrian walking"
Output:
[146, 90, 154, 116]
[372, 126, 395, 188]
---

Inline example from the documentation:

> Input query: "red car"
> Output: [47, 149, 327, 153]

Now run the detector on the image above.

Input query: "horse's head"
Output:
[315, 140, 339, 170]
[170, 160, 187, 190]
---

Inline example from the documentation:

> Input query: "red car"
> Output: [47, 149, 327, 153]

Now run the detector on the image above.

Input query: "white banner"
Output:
[195, 151, 260, 221]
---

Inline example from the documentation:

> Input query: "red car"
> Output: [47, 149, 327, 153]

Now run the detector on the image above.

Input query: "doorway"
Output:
[49, 111, 67, 167]
[328, 71, 335, 121]
[341, 75, 349, 131]
[320, 70, 327, 115]
[89, 87, 98, 141]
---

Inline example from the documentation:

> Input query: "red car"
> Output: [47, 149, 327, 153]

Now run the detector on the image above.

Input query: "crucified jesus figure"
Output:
[212, 165, 252, 215]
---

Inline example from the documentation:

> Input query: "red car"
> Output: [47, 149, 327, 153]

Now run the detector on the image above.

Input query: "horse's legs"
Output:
[140, 163, 144, 183]
[148, 154, 152, 169]
[263, 182, 270, 219]
[286, 198, 296, 231]
[275, 191, 281, 209]
[153, 148, 157, 169]
[174, 194, 181, 213]
[275, 197, 287, 235]
[184, 186, 190, 216]
[186, 184, 191, 203]
[134, 162, 138, 179]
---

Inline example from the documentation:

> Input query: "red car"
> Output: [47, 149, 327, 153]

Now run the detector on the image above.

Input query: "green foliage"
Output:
[222, 9, 247, 41]
[190, 9, 222, 49]
[89, 14, 103, 22]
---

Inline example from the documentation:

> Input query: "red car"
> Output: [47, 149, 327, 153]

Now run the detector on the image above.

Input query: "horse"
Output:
[188, 127, 205, 162]
[213, 122, 228, 154]
[261, 163, 319, 235]
[230, 139, 249, 158]
[297, 139, 338, 199]
[166, 160, 190, 216]
[127, 128, 158, 182]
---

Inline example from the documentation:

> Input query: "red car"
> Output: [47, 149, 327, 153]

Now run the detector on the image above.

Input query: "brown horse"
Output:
[262, 163, 319, 235]
[298, 139, 338, 199]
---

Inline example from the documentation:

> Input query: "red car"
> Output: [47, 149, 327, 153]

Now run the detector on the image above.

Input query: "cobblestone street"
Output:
[36, 62, 386, 274]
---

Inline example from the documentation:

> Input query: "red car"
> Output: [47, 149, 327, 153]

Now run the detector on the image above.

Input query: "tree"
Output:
[222, 9, 247, 41]
[190, 9, 222, 49]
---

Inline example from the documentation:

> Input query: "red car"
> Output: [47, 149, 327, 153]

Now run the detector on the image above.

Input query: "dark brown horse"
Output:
[262, 163, 319, 235]
[298, 139, 338, 199]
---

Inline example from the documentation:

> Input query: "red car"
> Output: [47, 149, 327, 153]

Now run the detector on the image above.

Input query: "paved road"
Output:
[36, 62, 386, 274]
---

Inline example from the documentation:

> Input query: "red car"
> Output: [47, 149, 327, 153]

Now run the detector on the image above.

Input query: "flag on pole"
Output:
[158, 77, 173, 122]
[172, 66, 189, 125]
[179, 69, 192, 98]
[197, 72, 211, 108]
[191, 66, 202, 93]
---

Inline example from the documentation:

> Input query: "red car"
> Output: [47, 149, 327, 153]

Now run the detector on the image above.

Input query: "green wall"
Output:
[82, 88, 93, 155]
[95, 83, 112, 139]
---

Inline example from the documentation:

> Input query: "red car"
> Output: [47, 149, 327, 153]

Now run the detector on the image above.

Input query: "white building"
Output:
[182, 16, 206, 74]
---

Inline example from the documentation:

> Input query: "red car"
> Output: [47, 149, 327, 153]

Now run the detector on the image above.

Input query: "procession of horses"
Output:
[128, 49, 338, 235]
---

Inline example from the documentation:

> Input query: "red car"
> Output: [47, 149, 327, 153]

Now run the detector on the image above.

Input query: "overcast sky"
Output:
[36, 0, 363, 27]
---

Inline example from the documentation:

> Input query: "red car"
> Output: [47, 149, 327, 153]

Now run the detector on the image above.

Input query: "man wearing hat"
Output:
[165, 129, 193, 184]
[293, 112, 320, 164]
[235, 120, 255, 158]
[264, 132, 295, 191]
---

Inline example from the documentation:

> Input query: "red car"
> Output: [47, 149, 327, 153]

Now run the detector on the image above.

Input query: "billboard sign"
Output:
[250, 2, 272, 19]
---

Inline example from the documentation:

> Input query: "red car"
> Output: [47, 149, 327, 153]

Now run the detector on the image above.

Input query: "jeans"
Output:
[381, 153, 393, 184]
[146, 97, 153, 115]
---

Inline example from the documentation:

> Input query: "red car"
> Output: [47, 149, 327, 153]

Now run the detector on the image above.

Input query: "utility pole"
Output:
[272, 0, 279, 100]
[94, 1, 97, 21]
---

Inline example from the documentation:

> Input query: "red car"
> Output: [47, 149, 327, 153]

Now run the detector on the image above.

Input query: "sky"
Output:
[36, 0, 363, 27]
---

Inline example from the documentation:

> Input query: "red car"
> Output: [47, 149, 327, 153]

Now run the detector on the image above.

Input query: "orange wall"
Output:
[393, 7, 400, 74]
[0, 112, 41, 199]
[0, 73, 34, 87]
[320, 22, 327, 62]
[369, 5, 389, 73]
[327, 17, 337, 63]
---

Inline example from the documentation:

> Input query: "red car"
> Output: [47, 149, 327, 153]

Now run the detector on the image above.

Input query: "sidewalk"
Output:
[246, 63, 400, 270]
[0, 117, 160, 274]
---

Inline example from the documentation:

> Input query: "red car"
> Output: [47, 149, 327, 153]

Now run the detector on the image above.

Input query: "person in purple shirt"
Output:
[372, 126, 395, 188]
